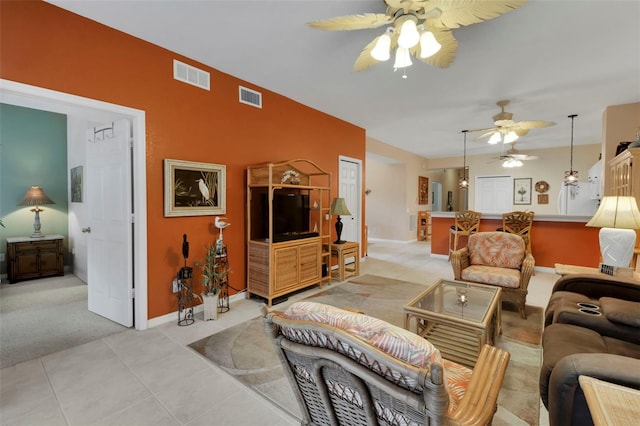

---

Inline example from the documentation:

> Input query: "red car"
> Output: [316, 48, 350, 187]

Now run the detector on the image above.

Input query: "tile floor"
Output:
[0, 240, 558, 425]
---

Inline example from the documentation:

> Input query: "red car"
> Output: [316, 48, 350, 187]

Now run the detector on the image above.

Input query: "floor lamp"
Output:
[586, 196, 640, 268]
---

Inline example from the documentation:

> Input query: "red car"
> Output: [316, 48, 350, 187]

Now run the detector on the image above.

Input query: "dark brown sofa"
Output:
[540, 274, 640, 425]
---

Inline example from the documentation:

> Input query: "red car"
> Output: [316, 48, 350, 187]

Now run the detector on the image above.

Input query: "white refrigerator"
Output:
[557, 181, 599, 215]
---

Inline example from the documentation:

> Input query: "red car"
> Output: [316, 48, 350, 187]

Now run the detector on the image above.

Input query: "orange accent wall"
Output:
[1, 1, 366, 319]
[431, 217, 601, 268]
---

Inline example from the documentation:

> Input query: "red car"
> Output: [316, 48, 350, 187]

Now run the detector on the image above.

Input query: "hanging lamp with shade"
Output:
[564, 114, 579, 186]
[459, 130, 470, 189]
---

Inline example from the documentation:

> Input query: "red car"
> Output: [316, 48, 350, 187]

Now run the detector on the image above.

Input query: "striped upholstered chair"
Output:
[451, 231, 535, 319]
[262, 301, 509, 425]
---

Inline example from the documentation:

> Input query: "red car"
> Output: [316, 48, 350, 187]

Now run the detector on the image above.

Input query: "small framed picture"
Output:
[537, 194, 549, 204]
[513, 178, 532, 205]
[164, 159, 226, 217]
[70, 166, 83, 203]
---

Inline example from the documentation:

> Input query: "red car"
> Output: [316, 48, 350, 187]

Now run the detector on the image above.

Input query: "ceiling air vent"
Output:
[239, 86, 262, 108]
[173, 60, 210, 91]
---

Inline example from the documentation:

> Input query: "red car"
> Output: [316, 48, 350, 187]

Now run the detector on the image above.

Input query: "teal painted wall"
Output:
[0, 103, 69, 274]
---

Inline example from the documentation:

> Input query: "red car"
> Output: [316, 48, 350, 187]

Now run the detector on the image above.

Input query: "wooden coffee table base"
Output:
[404, 279, 502, 368]
[414, 320, 486, 368]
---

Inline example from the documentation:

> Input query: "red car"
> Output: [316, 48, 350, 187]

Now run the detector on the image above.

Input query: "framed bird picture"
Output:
[164, 159, 226, 217]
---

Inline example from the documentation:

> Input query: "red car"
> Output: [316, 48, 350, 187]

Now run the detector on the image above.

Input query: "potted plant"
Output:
[196, 242, 229, 320]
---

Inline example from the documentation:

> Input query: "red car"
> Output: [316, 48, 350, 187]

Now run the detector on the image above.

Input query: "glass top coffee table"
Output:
[403, 279, 502, 367]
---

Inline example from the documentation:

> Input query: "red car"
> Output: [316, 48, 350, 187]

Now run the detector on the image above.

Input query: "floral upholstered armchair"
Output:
[451, 231, 535, 319]
[262, 301, 510, 425]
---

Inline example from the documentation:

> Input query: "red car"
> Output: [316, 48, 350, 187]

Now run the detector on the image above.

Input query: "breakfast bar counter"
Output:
[430, 212, 601, 268]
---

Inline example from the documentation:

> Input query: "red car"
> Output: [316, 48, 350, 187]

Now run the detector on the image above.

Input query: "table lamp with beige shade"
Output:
[330, 197, 351, 244]
[18, 185, 55, 238]
[586, 196, 640, 268]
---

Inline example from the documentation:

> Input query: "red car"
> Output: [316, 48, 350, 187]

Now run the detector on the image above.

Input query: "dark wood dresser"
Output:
[7, 235, 64, 283]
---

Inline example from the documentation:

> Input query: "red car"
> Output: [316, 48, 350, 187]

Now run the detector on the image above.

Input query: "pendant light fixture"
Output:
[459, 130, 470, 189]
[564, 114, 579, 186]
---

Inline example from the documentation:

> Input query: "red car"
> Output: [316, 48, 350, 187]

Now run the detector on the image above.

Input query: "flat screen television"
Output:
[257, 193, 316, 242]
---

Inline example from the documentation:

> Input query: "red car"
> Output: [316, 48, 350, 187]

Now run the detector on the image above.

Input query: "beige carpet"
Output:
[190, 275, 543, 425]
[0, 275, 128, 369]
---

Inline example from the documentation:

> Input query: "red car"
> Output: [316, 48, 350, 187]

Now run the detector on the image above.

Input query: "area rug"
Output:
[189, 275, 543, 425]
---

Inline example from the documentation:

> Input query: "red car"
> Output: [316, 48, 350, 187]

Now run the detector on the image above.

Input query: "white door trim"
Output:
[1, 79, 149, 330]
[338, 155, 363, 248]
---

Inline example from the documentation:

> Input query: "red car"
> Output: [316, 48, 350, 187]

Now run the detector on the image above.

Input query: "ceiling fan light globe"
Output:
[502, 158, 523, 168]
[393, 47, 412, 69]
[504, 131, 519, 144]
[488, 132, 502, 144]
[398, 19, 420, 48]
[419, 31, 441, 58]
[371, 34, 391, 61]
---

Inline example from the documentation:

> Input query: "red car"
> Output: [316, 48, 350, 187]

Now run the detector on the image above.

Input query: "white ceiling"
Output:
[47, 0, 640, 159]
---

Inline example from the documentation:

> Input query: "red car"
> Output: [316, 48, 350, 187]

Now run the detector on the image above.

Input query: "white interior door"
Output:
[86, 119, 133, 327]
[475, 176, 512, 213]
[338, 157, 361, 245]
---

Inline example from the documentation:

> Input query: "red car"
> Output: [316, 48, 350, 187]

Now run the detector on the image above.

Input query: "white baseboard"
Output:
[367, 237, 415, 244]
[147, 291, 246, 328]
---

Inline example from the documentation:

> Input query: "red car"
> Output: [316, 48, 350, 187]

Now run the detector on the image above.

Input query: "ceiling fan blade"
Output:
[308, 13, 391, 31]
[426, 0, 527, 29]
[494, 119, 516, 127]
[514, 128, 530, 137]
[474, 129, 499, 140]
[510, 154, 539, 161]
[513, 120, 557, 129]
[411, 28, 457, 68]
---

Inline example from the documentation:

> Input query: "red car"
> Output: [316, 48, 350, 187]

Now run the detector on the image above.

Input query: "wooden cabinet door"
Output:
[39, 250, 61, 275]
[14, 250, 39, 278]
[273, 246, 298, 291]
[299, 242, 321, 284]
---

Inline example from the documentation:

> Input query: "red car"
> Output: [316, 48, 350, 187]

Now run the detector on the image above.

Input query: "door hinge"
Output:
[130, 288, 135, 299]
[130, 213, 135, 224]
[128, 138, 134, 148]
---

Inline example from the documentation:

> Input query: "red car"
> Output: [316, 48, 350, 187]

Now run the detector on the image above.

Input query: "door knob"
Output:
[81, 227, 91, 233]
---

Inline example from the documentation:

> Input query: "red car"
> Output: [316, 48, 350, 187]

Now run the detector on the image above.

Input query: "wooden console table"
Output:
[331, 241, 360, 282]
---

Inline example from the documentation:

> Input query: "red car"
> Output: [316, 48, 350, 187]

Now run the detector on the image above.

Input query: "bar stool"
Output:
[501, 211, 534, 254]
[449, 210, 481, 258]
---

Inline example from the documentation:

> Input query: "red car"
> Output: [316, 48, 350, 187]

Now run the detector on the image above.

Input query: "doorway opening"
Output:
[1, 79, 149, 330]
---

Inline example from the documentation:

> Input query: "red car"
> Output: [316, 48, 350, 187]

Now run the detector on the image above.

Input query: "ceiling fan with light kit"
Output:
[470, 99, 556, 144]
[491, 144, 539, 168]
[307, 0, 527, 76]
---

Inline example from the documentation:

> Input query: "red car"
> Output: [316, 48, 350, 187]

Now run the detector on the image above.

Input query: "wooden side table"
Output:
[579, 375, 640, 426]
[555, 263, 640, 281]
[331, 241, 360, 282]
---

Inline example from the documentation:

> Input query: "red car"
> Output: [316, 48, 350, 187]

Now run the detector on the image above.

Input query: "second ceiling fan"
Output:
[471, 100, 556, 144]
[493, 144, 539, 168]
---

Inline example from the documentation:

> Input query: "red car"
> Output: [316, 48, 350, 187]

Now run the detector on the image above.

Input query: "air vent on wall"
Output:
[239, 86, 262, 108]
[173, 60, 210, 91]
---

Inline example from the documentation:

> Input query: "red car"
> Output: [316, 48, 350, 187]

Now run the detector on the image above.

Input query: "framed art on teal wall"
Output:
[70, 166, 83, 202]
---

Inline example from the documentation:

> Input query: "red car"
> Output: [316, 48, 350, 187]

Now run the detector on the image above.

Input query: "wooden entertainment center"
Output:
[246, 159, 332, 306]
